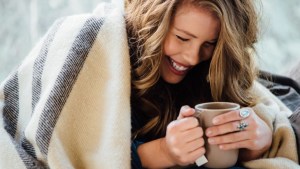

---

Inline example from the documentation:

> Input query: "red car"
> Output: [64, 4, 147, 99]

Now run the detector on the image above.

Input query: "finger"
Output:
[213, 108, 254, 125]
[219, 139, 254, 150]
[212, 110, 240, 125]
[172, 117, 199, 131]
[185, 137, 205, 153]
[177, 105, 195, 120]
[182, 127, 204, 143]
[176, 146, 206, 166]
[207, 131, 250, 145]
[206, 121, 242, 137]
[188, 147, 206, 164]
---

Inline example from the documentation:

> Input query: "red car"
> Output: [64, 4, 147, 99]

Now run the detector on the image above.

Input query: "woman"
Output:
[126, 0, 297, 168]
[0, 0, 298, 169]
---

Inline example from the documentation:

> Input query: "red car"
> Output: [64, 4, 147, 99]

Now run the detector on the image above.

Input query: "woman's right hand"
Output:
[163, 105, 206, 166]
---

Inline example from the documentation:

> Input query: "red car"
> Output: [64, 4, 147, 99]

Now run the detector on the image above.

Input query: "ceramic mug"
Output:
[194, 102, 240, 168]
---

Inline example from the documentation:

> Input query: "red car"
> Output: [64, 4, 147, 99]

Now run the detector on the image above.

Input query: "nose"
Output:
[183, 46, 200, 66]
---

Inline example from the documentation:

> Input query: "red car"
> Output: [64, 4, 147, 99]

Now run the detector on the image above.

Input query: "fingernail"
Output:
[182, 105, 190, 111]
[208, 138, 215, 144]
[212, 118, 219, 125]
[206, 130, 212, 136]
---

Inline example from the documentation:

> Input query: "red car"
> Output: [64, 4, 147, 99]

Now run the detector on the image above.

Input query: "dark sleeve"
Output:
[131, 140, 144, 169]
[258, 70, 300, 112]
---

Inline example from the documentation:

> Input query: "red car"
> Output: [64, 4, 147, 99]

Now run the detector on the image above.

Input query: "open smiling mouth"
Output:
[167, 57, 191, 75]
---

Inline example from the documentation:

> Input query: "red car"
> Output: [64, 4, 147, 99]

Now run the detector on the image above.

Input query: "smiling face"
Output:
[161, 2, 220, 84]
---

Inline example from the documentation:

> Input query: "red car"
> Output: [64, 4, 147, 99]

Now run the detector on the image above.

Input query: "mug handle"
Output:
[194, 109, 203, 127]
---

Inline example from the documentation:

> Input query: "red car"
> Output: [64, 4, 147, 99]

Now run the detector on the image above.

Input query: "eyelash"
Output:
[176, 35, 217, 46]
[204, 41, 217, 47]
[176, 35, 189, 42]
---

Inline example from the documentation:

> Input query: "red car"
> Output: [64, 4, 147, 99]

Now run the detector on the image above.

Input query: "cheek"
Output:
[163, 36, 179, 56]
[200, 47, 215, 61]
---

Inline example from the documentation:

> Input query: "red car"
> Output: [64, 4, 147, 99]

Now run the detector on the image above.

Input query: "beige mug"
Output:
[194, 102, 240, 168]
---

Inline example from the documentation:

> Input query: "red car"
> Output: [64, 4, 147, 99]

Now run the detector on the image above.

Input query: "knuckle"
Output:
[192, 117, 199, 126]
[172, 148, 181, 156]
[233, 121, 240, 130]
[201, 147, 206, 154]
[249, 140, 258, 147]
[254, 129, 261, 137]
[249, 128, 260, 138]
[253, 140, 260, 147]
[186, 117, 198, 126]
[178, 156, 189, 165]
[167, 121, 175, 130]
[167, 121, 179, 131]
[196, 127, 204, 136]
[214, 126, 220, 134]
[199, 138, 205, 146]
[168, 137, 179, 146]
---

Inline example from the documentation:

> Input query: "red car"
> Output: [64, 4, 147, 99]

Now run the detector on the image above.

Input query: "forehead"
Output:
[172, 2, 220, 38]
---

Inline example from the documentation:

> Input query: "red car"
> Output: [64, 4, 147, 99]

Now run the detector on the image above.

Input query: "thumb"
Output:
[177, 105, 195, 120]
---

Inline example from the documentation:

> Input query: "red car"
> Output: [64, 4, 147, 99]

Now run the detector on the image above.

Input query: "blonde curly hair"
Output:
[126, 0, 260, 138]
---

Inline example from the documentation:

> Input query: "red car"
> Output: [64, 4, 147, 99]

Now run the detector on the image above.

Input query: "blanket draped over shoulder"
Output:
[243, 82, 299, 168]
[0, 2, 299, 169]
[0, 3, 131, 169]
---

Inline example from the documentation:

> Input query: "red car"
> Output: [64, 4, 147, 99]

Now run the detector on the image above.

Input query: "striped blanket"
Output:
[1, 2, 300, 169]
[0, 3, 131, 169]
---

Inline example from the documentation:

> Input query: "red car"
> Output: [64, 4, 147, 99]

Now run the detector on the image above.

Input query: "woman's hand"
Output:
[205, 107, 272, 161]
[163, 105, 206, 166]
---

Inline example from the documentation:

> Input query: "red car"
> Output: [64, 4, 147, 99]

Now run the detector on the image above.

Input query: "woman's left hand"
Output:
[205, 107, 272, 160]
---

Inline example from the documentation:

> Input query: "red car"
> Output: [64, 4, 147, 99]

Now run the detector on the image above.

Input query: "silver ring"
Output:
[239, 108, 250, 119]
[237, 121, 248, 131]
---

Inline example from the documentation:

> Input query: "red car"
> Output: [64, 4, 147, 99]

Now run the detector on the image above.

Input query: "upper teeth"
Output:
[171, 59, 188, 71]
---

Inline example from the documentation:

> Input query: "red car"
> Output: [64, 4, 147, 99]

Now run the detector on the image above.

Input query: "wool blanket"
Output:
[0, 2, 299, 169]
[0, 3, 131, 169]
[243, 82, 299, 168]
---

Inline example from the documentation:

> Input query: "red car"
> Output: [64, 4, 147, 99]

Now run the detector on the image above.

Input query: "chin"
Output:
[162, 76, 183, 84]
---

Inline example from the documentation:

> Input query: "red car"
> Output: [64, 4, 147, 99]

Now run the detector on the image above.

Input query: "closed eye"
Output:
[204, 41, 217, 47]
[176, 35, 189, 42]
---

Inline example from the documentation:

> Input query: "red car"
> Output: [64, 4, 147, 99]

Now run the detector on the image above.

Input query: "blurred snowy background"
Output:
[1, 0, 300, 82]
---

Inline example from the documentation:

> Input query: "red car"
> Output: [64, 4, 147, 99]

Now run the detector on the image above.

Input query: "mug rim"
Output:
[195, 102, 240, 111]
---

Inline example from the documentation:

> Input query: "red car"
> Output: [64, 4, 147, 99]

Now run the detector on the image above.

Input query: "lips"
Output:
[167, 57, 191, 75]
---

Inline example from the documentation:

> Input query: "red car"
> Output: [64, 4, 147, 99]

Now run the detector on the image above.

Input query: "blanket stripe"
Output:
[3, 73, 44, 168]
[13, 138, 45, 169]
[36, 17, 104, 156]
[3, 73, 19, 138]
[32, 18, 65, 114]
[21, 135, 36, 158]
[29, 17, 65, 160]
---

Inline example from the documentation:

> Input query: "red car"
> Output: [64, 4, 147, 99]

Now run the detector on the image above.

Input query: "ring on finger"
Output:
[237, 121, 248, 131]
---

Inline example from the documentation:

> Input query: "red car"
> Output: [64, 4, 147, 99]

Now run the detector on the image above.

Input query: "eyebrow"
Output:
[174, 27, 198, 38]
[174, 27, 218, 42]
